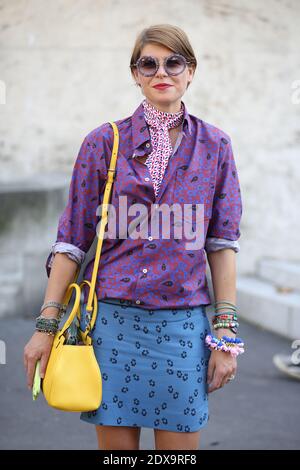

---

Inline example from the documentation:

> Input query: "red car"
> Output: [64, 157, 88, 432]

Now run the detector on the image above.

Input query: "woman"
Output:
[24, 24, 243, 451]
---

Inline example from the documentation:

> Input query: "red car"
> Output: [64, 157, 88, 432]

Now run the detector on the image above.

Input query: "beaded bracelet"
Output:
[36, 316, 59, 327]
[36, 328, 56, 337]
[212, 321, 239, 328]
[213, 301, 239, 334]
[35, 325, 57, 335]
[205, 334, 245, 357]
[36, 315, 59, 322]
[35, 324, 58, 334]
[213, 313, 238, 320]
[213, 322, 238, 328]
[212, 315, 238, 322]
[35, 316, 59, 336]
[222, 335, 243, 344]
[212, 315, 239, 329]
[36, 325, 58, 335]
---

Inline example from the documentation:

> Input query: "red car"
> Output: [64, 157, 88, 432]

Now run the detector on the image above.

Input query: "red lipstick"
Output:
[153, 84, 172, 90]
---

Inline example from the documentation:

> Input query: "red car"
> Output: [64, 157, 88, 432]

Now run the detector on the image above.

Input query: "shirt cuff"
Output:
[204, 237, 240, 253]
[46, 242, 86, 274]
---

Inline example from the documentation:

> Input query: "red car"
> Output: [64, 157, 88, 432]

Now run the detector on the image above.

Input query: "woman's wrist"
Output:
[215, 328, 236, 339]
[205, 333, 244, 357]
[34, 300, 66, 335]
[206, 300, 244, 357]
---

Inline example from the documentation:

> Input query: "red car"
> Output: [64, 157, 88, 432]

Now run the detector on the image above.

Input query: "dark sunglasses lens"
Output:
[166, 55, 186, 74]
[138, 57, 157, 76]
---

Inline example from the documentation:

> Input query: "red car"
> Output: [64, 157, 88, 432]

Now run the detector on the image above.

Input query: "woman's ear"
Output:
[132, 69, 138, 81]
[131, 69, 141, 87]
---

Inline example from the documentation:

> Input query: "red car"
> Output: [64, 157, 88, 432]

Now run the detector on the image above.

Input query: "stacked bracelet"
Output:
[212, 320, 239, 331]
[35, 315, 59, 336]
[34, 300, 67, 336]
[205, 334, 245, 357]
[212, 301, 239, 334]
[40, 301, 67, 321]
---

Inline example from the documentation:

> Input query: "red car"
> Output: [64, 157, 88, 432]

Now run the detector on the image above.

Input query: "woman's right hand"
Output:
[23, 331, 55, 390]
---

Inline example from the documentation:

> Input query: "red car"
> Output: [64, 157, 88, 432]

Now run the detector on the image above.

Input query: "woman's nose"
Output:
[155, 62, 168, 77]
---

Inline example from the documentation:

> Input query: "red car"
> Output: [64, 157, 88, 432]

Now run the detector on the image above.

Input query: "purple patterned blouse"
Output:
[46, 100, 242, 309]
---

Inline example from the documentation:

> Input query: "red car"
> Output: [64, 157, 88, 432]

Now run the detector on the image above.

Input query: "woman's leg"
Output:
[154, 429, 201, 450]
[95, 424, 141, 450]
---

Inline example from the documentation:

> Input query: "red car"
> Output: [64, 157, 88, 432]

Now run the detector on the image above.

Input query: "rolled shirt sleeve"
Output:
[205, 237, 240, 253]
[46, 128, 108, 277]
[45, 242, 86, 276]
[205, 136, 242, 244]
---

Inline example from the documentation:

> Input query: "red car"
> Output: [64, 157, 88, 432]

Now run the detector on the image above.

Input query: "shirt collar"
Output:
[131, 100, 192, 158]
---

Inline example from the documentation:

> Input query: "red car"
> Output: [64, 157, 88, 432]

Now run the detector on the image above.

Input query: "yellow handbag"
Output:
[41, 121, 119, 412]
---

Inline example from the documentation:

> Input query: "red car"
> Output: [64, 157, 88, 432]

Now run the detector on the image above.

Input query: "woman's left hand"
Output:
[207, 349, 237, 393]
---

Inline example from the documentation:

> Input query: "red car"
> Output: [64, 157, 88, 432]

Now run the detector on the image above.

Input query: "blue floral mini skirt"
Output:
[79, 298, 212, 433]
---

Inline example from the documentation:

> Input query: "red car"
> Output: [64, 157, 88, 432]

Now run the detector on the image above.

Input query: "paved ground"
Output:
[0, 314, 299, 450]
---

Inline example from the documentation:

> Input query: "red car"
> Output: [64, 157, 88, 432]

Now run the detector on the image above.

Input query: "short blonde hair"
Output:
[129, 24, 197, 77]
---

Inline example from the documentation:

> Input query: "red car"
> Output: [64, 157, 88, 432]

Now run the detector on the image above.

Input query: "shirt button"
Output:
[136, 299, 141, 305]
[142, 268, 148, 273]
[145, 143, 150, 148]
[148, 236, 153, 241]
[145, 177, 150, 182]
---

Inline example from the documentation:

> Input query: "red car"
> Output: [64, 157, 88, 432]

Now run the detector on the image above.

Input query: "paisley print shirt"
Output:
[45, 100, 243, 309]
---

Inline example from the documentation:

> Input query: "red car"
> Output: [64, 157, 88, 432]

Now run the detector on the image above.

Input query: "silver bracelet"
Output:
[40, 301, 62, 312]
[40, 301, 67, 320]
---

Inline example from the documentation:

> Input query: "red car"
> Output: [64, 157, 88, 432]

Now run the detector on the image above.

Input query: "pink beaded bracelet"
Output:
[205, 334, 245, 358]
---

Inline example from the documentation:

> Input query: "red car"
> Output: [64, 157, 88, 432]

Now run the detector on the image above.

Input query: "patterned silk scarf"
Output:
[142, 98, 184, 197]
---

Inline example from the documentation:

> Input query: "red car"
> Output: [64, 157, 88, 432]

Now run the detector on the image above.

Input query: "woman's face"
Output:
[132, 43, 195, 113]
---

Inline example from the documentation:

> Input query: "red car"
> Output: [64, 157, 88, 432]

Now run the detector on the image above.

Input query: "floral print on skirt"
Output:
[79, 298, 212, 433]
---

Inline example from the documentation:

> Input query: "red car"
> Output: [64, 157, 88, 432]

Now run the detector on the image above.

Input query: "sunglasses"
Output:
[132, 53, 191, 77]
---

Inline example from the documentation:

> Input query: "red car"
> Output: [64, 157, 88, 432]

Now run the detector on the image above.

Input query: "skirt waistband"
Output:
[99, 297, 206, 312]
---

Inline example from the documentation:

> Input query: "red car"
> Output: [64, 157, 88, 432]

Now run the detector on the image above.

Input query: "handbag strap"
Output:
[60, 122, 119, 316]
[85, 121, 119, 313]
[57, 280, 99, 345]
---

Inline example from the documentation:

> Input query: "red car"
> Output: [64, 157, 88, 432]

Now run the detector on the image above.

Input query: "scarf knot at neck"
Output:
[141, 99, 185, 198]
[142, 99, 184, 130]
